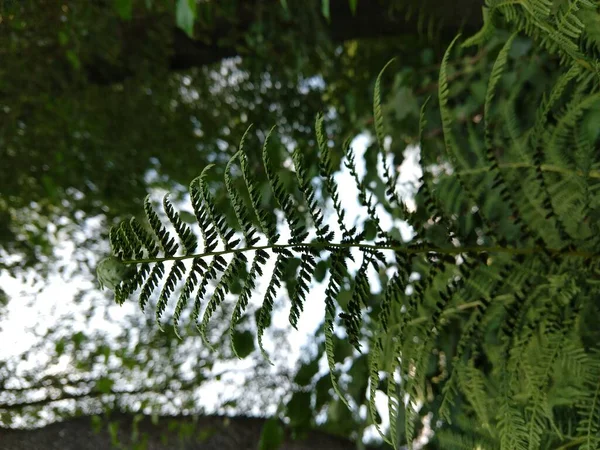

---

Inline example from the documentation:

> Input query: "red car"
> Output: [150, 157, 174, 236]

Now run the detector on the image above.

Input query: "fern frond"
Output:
[577, 353, 600, 450]
[173, 256, 206, 338]
[547, 92, 600, 169]
[225, 145, 270, 355]
[257, 249, 293, 362]
[195, 166, 240, 250]
[190, 256, 221, 333]
[463, 6, 496, 48]
[374, 59, 394, 153]
[387, 339, 402, 448]
[367, 336, 393, 446]
[155, 259, 186, 329]
[289, 249, 318, 329]
[238, 127, 279, 244]
[292, 146, 332, 241]
[483, 33, 547, 249]
[316, 114, 351, 239]
[229, 249, 269, 355]
[340, 251, 373, 350]
[435, 428, 497, 450]
[163, 194, 197, 254]
[144, 196, 178, 257]
[199, 252, 247, 349]
[324, 247, 353, 411]
[373, 59, 412, 220]
[439, 34, 471, 171]
[262, 128, 309, 244]
[98, 21, 600, 447]
[225, 134, 261, 247]
[189, 174, 217, 253]
[497, 398, 529, 450]
[484, 33, 517, 132]
[344, 146, 387, 239]
[138, 262, 165, 311]
[489, 0, 598, 66]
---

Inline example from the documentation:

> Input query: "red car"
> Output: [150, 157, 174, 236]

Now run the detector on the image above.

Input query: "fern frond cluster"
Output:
[467, 0, 600, 62]
[98, 2, 600, 448]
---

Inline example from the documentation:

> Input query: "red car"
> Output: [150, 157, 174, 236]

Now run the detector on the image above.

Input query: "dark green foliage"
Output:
[258, 418, 285, 450]
[98, 2, 600, 448]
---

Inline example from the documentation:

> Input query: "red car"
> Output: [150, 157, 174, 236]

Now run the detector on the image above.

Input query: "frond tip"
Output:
[97, 256, 135, 291]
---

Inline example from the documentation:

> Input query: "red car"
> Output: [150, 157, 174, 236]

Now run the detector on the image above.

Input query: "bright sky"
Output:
[0, 134, 423, 444]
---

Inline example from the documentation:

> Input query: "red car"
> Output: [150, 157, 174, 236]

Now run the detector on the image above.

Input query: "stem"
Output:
[122, 241, 598, 266]
[405, 300, 484, 326]
[555, 437, 586, 450]
[370, 300, 485, 340]
[452, 162, 600, 180]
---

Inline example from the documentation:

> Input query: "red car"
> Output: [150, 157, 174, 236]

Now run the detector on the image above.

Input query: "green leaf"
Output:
[392, 87, 419, 121]
[508, 36, 532, 59]
[108, 421, 120, 446]
[66, 50, 81, 71]
[315, 374, 333, 409]
[347, 355, 368, 403]
[176, 0, 197, 38]
[197, 427, 216, 442]
[469, 80, 487, 104]
[294, 358, 320, 386]
[255, 306, 272, 329]
[232, 330, 255, 358]
[55, 339, 66, 356]
[326, 399, 358, 436]
[286, 391, 312, 427]
[229, 277, 243, 295]
[314, 259, 329, 282]
[333, 337, 354, 361]
[349, 0, 358, 15]
[114, 0, 133, 20]
[321, 0, 330, 21]
[280, 0, 288, 12]
[0, 410, 13, 427]
[284, 256, 302, 279]
[98, 345, 111, 363]
[96, 377, 114, 394]
[0, 288, 7, 310]
[258, 418, 284, 450]
[91, 416, 103, 434]
[58, 31, 69, 46]
[421, 48, 434, 65]
[393, 402, 407, 447]
[582, 104, 600, 142]
[363, 219, 378, 241]
[72, 331, 86, 349]
[179, 210, 196, 224]
[337, 289, 352, 309]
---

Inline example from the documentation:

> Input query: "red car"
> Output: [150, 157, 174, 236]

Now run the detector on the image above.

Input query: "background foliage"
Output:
[2, 1, 599, 449]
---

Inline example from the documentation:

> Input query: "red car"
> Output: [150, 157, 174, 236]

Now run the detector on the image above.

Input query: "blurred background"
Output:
[0, 1, 498, 448]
